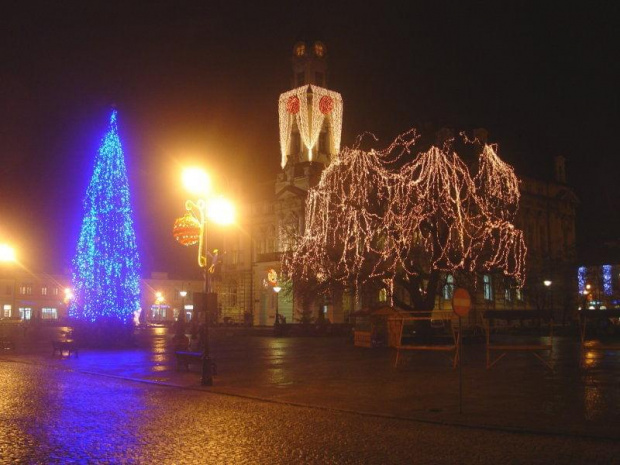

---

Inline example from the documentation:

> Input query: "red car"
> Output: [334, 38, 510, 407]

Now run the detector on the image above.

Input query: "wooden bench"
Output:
[483, 310, 553, 370]
[175, 351, 217, 374]
[52, 340, 78, 358]
[392, 313, 461, 368]
[578, 309, 620, 367]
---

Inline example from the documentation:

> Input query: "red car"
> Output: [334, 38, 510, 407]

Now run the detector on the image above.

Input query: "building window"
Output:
[443, 274, 455, 300]
[505, 288, 512, 303]
[52, 287, 59, 296]
[19, 284, 33, 295]
[379, 288, 387, 302]
[42, 307, 58, 320]
[19, 307, 32, 320]
[516, 287, 524, 301]
[41, 286, 48, 296]
[3, 304, 11, 318]
[296, 72, 305, 86]
[483, 275, 493, 301]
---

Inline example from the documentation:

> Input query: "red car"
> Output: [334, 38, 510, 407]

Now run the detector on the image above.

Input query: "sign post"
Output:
[452, 288, 471, 414]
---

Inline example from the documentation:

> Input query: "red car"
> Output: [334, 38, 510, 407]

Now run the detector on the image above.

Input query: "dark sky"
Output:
[0, 1, 618, 274]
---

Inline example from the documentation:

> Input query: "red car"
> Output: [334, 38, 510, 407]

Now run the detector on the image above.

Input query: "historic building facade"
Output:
[214, 41, 580, 327]
[1, 42, 579, 327]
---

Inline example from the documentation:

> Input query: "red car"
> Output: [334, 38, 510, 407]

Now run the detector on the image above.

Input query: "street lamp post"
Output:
[173, 289, 188, 348]
[273, 285, 282, 336]
[543, 280, 552, 318]
[181, 167, 234, 386]
[179, 290, 187, 322]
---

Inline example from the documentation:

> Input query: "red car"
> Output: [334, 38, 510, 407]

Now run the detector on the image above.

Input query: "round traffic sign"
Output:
[452, 288, 471, 317]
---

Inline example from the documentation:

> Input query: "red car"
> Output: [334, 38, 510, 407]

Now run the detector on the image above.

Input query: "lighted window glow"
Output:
[483, 275, 493, 301]
[42, 307, 58, 320]
[19, 307, 32, 320]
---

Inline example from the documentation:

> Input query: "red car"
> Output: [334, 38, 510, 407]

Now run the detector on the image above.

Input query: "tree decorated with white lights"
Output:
[69, 110, 141, 326]
[283, 130, 526, 311]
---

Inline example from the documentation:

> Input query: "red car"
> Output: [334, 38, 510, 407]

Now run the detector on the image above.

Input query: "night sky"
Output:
[0, 1, 617, 275]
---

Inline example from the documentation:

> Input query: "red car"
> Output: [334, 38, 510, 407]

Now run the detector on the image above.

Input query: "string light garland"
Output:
[278, 85, 343, 168]
[69, 110, 141, 323]
[283, 131, 527, 300]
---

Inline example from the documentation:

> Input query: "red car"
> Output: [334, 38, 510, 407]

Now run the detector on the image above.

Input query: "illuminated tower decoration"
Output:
[70, 110, 141, 323]
[278, 41, 343, 170]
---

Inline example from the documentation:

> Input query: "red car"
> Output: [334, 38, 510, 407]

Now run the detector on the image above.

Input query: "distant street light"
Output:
[273, 285, 282, 336]
[0, 244, 17, 319]
[543, 280, 553, 314]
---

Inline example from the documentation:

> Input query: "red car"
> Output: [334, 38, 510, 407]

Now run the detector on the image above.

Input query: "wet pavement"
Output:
[1, 323, 620, 463]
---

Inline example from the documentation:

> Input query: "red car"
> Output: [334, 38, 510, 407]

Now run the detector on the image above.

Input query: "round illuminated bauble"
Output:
[319, 95, 333, 114]
[173, 213, 201, 246]
[286, 96, 300, 114]
[267, 269, 278, 286]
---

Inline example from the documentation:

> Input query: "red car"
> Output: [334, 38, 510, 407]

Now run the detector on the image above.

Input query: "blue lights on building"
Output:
[69, 110, 141, 323]
[602, 264, 613, 296]
[577, 266, 587, 294]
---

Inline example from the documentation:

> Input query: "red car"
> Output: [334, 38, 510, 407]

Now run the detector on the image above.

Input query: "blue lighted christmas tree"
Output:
[70, 110, 141, 324]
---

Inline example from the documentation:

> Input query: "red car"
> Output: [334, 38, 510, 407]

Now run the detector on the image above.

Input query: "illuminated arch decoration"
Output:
[278, 85, 343, 168]
[69, 110, 142, 323]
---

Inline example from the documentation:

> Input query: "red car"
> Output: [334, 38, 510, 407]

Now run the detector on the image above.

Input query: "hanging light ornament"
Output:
[173, 212, 201, 246]
[319, 95, 334, 114]
[286, 95, 300, 114]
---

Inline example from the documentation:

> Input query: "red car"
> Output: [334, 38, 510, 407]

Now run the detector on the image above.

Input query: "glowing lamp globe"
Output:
[0, 244, 16, 262]
[183, 168, 211, 196]
[207, 196, 235, 225]
[173, 213, 201, 246]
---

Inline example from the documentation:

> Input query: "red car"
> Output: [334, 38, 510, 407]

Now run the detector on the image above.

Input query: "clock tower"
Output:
[277, 40, 343, 184]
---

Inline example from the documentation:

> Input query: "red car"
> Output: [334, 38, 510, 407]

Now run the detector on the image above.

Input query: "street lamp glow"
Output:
[183, 168, 212, 196]
[273, 286, 282, 293]
[179, 290, 187, 298]
[64, 288, 75, 303]
[0, 244, 16, 262]
[543, 280, 552, 287]
[207, 196, 235, 225]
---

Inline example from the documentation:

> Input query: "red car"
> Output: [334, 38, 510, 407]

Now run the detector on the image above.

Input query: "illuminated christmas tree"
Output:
[69, 110, 141, 326]
[283, 130, 526, 311]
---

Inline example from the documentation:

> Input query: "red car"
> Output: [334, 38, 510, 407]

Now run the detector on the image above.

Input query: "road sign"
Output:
[452, 288, 471, 317]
